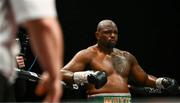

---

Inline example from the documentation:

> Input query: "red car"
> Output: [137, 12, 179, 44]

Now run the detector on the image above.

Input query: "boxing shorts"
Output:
[88, 93, 131, 103]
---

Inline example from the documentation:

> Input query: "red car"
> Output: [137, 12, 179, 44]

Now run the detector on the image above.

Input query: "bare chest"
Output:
[90, 54, 131, 77]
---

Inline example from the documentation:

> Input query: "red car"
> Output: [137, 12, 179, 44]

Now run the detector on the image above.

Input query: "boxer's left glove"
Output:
[73, 71, 107, 89]
[156, 77, 179, 95]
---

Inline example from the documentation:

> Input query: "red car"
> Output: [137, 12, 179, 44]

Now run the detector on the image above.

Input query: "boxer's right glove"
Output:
[156, 77, 179, 95]
[73, 71, 107, 89]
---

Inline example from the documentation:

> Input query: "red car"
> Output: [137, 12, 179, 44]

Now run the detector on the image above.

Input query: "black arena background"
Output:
[56, 0, 179, 81]
[16, 0, 180, 102]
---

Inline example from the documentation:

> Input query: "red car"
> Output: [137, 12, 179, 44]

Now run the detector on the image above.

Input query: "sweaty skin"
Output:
[61, 20, 156, 95]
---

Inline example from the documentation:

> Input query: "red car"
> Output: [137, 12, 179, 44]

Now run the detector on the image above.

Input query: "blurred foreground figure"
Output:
[0, 0, 64, 102]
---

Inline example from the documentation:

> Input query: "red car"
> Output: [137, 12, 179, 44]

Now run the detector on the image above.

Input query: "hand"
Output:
[156, 77, 179, 95]
[16, 55, 25, 69]
[161, 77, 179, 95]
[73, 71, 107, 89]
[35, 72, 62, 103]
[87, 71, 107, 89]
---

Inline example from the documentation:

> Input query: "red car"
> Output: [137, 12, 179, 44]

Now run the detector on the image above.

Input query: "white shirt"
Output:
[0, 0, 57, 84]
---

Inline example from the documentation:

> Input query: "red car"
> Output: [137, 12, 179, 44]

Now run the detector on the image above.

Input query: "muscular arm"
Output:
[129, 54, 157, 87]
[61, 51, 107, 89]
[61, 69, 74, 84]
[129, 53, 179, 95]
[61, 50, 92, 83]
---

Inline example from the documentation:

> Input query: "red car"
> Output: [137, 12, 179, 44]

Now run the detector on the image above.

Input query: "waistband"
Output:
[88, 93, 131, 98]
[88, 93, 131, 103]
[89, 93, 131, 97]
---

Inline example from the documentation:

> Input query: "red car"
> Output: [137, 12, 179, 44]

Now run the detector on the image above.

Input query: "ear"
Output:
[95, 31, 100, 40]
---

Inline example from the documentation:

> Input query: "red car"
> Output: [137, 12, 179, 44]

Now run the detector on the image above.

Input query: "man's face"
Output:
[97, 25, 118, 48]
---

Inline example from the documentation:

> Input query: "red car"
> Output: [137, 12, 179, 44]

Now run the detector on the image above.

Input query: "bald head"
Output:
[96, 20, 117, 32]
[95, 20, 118, 49]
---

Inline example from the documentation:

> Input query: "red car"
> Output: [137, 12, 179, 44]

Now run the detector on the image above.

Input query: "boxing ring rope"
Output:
[15, 68, 180, 97]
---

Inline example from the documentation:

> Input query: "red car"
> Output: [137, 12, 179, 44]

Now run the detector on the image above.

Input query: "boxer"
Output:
[60, 19, 179, 102]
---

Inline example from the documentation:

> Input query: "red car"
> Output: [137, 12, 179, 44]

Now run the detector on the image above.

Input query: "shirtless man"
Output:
[60, 19, 178, 102]
[17, 19, 178, 102]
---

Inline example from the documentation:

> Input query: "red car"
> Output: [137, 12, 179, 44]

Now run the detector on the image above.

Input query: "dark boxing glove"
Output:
[87, 71, 107, 89]
[156, 77, 179, 95]
[73, 71, 107, 89]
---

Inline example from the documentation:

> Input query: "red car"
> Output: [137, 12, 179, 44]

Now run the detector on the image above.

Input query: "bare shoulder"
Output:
[113, 48, 132, 56]
[76, 45, 97, 59]
[86, 45, 98, 56]
[113, 48, 135, 60]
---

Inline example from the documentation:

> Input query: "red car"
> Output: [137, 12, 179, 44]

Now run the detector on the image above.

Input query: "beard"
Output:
[98, 39, 116, 49]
